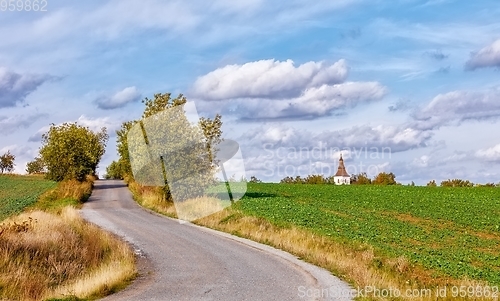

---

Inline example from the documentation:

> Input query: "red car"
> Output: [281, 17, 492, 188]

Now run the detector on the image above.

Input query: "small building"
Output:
[334, 154, 350, 185]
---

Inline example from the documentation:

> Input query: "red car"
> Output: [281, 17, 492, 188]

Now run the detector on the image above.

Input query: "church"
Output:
[333, 154, 350, 185]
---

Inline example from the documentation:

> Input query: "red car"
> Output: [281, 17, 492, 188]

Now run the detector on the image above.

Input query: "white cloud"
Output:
[76, 115, 120, 135]
[237, 81, 386, 120]
[193, 58, 386, 120]
[192, 59, 349, 100]
[240, 122, 432, 153]
[0, 67, 53, 108]
[0, 113, 47, 135]
[28, 125, 50, 142]
[476, 143, 500, 162]
[465, 39, 500, 70]
[94, 86, 141, 110]
[412, 89, 500, 130]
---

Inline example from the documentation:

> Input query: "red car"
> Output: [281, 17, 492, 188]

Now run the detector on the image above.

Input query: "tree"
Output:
[26, 157, 46, 174]
[373, 172, 397, 185]
[249, 176, 262, 183]
[105, 160, 124, 179]
[440, 179, 474, 187]
[426, 180, 437, 187]
[120, 93, 223, 202]
[351, 172, 372, 185]
[39, 123, 108, 181]
[0, 151, 15, 174]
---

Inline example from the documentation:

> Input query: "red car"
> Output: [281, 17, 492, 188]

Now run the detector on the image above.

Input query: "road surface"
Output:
[81, 180, 352, 301]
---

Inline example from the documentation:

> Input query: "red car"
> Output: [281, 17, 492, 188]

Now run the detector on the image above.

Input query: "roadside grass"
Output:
[128, 180, 500, 301]
[0, 176, 137, 301]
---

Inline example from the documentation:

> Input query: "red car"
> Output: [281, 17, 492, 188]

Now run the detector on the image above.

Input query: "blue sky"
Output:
[1, 0, 500, 184]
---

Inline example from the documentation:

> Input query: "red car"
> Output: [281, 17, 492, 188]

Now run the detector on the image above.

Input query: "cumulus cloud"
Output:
[76, 115, 121, 134]
[192, 58, 387, 120]
[28, 126, 50, 142]
[0, 68, 53, 108]
[94, 86, 141, 110]
[192, 59, 349, 100]
[240, 122, 432, 153]
[28, 115, 121, 142]
[412, 89, 500, 130]
[476, 144, 500, 162]
[237, 81, 387, 120]
[0, 113, 47, 135]
[465, 39, 500, 70]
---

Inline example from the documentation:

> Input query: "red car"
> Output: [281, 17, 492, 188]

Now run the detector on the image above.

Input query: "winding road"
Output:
[80, 180, 352, 301]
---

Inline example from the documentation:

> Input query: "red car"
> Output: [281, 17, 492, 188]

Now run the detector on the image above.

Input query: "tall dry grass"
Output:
[0, 207, 136, 301]
[128, 180, 177, 218]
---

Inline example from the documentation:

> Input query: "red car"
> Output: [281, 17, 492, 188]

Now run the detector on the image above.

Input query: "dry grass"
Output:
[32, 179, 93, 213]
[0, 207, 136, 301]
[128, 181, 177, 218]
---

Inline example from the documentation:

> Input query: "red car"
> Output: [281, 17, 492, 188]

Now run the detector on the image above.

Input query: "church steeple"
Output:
[334, 154, 349, 177]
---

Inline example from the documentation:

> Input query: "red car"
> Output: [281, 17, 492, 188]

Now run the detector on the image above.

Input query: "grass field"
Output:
[229, 184, 500, 286]
[0, 175, 57, 221]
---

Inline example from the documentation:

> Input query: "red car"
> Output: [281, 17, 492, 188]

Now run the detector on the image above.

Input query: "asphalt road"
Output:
[81, 180, 353, 301]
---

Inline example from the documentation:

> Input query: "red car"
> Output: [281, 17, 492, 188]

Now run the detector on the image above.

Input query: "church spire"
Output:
[334, 153, 349, 177]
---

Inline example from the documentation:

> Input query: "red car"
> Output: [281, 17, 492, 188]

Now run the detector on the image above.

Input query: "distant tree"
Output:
[39, 123, 108, 181]
[426, 180, 437, 187]
[280, 176, 294, 184]
[26, 157, 46, 174]
[440, 179, 474, 187]
[303, 174, 325, 184]
[280, 175, 305, 184]
[476, 182, 496, 187]
[249, 176, 262, 183]
[373, 172, 397, 185]
[351, 172, 372, 185]
[105, 160, 124, 179]
[410, 181, 415, 186]
[0, 150, 15, 174]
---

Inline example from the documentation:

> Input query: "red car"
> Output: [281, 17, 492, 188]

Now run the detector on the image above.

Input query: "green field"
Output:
[0, 175, 57, 221]
[234, 183, 500, 285]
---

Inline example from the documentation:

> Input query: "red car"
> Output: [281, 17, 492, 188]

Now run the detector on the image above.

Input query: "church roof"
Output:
[334, 154, 350, 177]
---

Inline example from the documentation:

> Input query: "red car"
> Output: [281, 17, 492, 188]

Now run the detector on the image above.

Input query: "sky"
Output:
[1, 0, 500, 184]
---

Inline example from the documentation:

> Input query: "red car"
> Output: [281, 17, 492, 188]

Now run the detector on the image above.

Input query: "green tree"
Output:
[105, 160, 124, 179]
[351, 172, 372, 185]
[119, 93, 223, 202]
[0, 150, 15, 174]
[26, 157, 46, 174]
[249, 176, 262, 183]
[39, 123, 108, 181]
[373, 172, 397, 185]
[440, 179, 474, 187]
[426, 180, 437, 187]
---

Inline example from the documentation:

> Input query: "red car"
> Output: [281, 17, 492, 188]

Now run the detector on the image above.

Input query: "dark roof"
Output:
[334, 155, 350, 177]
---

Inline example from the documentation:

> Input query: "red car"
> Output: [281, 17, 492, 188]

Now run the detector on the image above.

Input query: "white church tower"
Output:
[334, 154, 350, 185]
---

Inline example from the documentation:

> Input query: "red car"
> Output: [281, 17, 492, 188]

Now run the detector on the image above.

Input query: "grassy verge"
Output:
[128, 180, 500, 301]
[0, 176, 136, 301]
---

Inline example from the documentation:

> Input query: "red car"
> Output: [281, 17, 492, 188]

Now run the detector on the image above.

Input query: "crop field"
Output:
[233, 183, 500, 286]
[0, 175, 56, 221]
